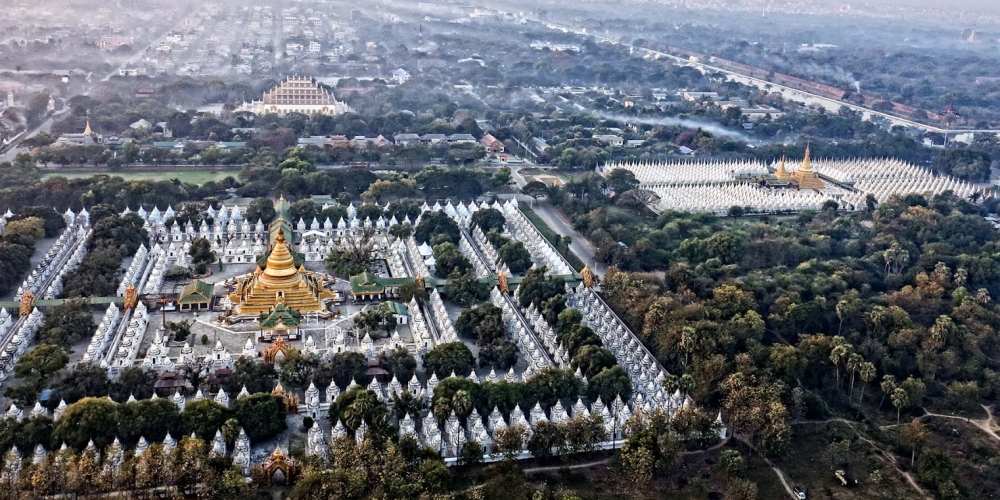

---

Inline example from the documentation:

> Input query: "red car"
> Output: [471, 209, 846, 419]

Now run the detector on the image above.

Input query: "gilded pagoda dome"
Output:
[263, 231, 299, 280]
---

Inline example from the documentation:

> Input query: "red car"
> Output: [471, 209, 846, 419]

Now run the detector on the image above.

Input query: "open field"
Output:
[41, 169, 238, 185]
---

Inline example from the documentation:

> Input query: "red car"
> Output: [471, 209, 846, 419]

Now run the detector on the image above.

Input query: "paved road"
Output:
[524, 17, 997, 138]
[511, 165, 608, 278]
[0, 109, 67, 162]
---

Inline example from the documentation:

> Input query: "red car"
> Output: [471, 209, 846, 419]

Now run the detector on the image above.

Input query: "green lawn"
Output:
[41, 169, 238, 185]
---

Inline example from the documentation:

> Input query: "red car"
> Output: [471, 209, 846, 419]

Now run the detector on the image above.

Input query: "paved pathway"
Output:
[511, 166, 607, 277]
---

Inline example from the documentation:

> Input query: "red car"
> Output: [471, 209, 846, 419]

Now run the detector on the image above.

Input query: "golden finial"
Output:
[19, 290, 35, 317]
[582, 265, 594, 288]
[800, 143, 812, 174]
[124, 284, 138, 310]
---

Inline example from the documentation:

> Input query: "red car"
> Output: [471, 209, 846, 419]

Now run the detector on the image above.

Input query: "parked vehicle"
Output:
[792, 486, 806, 499]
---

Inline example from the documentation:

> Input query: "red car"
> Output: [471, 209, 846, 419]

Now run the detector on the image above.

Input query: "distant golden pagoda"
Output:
[230, 199, 332, 315]
[774, 155, 790, 180]
[791, 145, 825, 190]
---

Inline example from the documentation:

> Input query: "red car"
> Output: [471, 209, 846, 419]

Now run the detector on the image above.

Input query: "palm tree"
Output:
[680, 327, 697, 367]
[847, 353, 863, 401]
[829, 341, 851, 389]
[930, 315, 954, 345]
[433, 398, 452, 425]
[343, 391, 378, 431]
[391, 391, 423, 420]
[679, 373, 697, 404]
[954, 267, 968, 287]
[878, 375, 896, 411]
[891, 388, 908, 427]
[866, 305, 887, 338]
[452, 390, 472, 419]
[857, 362, 876, 416]
[835, 299, 848, 336]
[662, 374, 680, 394]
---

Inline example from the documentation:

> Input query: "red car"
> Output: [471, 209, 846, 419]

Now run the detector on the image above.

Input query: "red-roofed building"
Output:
[479, 133, 504, 153]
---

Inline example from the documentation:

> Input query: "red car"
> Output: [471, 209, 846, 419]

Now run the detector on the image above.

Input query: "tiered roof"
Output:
[259, 76, 340, 106]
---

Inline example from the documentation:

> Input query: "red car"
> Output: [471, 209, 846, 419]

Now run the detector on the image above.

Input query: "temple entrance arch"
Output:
[260, 444, 300, 485]
[262, 335, 291, 364]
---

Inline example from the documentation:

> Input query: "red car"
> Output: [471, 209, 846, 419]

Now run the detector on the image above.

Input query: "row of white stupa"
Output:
[604, 159, 981, 215]
[648, 184, 837, 215]
[492, 288, 557, 371]
[0, 414, 256, 478]
[0, 308, 43, 388]
[132, 198, 518, 235]
[569, 284, 675, 408]
[14, 223, 90, 301]
[82, 302, 150, 372]
[305, 390, 711, 461]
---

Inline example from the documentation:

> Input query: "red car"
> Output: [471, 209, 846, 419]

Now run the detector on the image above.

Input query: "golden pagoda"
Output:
[791, 145, 825, 190]
[230, 227, 332, 315]
[774, 155, 790, 180]
[83, 120, 93, 136]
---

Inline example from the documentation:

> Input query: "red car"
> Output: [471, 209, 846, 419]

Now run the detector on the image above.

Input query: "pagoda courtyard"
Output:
[0, 196, 702, 475]
[600, 148, 981, 215]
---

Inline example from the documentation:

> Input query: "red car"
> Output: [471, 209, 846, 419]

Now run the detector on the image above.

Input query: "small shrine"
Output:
[271, 380, 300, 414]
[257, 298, 302, 341]
[581, 265, 594, 288]
[258, 443, 301, 485]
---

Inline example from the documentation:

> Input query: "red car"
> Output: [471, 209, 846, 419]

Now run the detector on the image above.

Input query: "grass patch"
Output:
[41, 169, 238, 185]
[519, 203, 585, 272]
[776, 421, 914, 499]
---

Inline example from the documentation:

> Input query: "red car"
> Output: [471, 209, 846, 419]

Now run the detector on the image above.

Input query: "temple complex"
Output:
[230, 231, 331, 315]
[237, 76, 351, 116]
[229, 197, 333, 315]
[602, 153, 979, 215]
[790, 145, 825, 190]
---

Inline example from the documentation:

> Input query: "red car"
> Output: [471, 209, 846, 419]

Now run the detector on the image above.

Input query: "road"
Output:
[0, 109, 68, 162]
[523, 17, 996, 138]
[511, 165, 608, 278]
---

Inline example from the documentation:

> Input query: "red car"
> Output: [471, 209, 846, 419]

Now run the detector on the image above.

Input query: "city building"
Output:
[391, 68, 411, 84]
[236, 76, 351, 116]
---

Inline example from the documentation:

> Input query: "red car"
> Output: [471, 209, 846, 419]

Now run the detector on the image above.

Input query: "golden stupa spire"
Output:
[265, 231, 297, 279]
[83, 119, 93, 136]
[775, 154, 789, 179]
[792, 143, 825, 189]
[800, 143, 812, 174]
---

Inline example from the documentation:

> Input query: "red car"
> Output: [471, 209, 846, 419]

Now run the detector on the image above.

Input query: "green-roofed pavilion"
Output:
[349, 271, 385, 301]
[178, 280, 214, 311]
[257, 299, 302, 341]
[382, 301, 409, 324]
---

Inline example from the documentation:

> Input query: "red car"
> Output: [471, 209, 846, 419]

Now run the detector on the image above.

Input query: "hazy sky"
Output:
[858, 0, 1000, 14]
